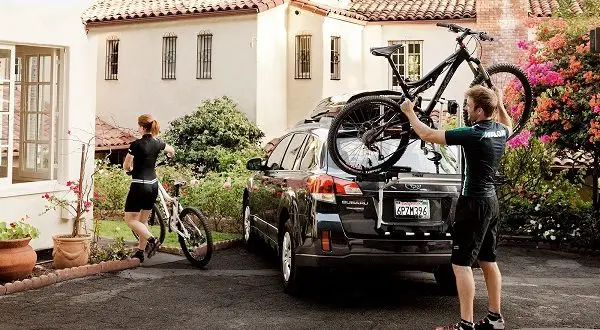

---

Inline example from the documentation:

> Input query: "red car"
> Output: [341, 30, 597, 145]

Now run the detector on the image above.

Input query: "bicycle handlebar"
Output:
[436, 23, 494, 41]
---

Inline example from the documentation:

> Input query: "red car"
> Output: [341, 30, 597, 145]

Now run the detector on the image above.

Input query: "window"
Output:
[298, 135, 319, 170]
[267, 134, 293, 170]
[197, 33, 212, 79]
[295, 35, 311, 79]
[330, 36, 340, 80]
[281, 134, 307, 170]
[162, 35, 177, 79]
[105, 39, 119, 80]
[389, 40, 423, 87]
[1, 44, 62, 184]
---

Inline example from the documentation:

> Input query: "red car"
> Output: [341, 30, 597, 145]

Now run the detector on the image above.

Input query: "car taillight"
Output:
[307, 175, 362, 203]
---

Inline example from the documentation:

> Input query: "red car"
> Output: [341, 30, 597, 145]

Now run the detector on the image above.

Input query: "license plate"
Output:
[394, 200, 430, 219]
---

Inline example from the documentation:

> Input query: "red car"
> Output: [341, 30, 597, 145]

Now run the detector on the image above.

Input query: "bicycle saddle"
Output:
[370, 44, 404, 57]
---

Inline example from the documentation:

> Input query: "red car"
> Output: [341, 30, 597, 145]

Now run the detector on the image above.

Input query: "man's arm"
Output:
[494, 87, 513, 136]
[400, 99, 447, 145]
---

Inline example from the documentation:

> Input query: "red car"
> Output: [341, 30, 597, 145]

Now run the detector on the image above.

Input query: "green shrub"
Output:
[93, 160, 130, 217]
[163, 96, 264, 173]
[497, 138, 597, 247]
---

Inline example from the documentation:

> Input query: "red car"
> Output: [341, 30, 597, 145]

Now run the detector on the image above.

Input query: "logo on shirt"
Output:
[482, 129, 507, 138]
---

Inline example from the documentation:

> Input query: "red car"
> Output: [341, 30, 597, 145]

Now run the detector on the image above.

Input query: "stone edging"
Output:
[500, 235, 600, 255]
[158, 238, 242, 255]
[0, 258, 140, 296]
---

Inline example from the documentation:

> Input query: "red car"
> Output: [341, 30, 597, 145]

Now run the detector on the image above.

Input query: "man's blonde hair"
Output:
[465, 85, 498, 117]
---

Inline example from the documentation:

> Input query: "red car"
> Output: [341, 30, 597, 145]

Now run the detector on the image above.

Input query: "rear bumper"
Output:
[295, 238, 452, 270]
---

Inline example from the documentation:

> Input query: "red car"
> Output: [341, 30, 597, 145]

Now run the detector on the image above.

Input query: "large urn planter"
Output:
[52, 235, 91, 269]
[0, 237, 37, 282]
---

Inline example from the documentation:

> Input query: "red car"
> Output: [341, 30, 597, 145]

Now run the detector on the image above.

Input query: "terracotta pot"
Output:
[52, 235, 91, 269]
[0, 237, 37, 282]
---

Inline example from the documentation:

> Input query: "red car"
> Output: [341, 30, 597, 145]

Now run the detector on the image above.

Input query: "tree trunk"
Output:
[592, 145, 599, 212]
[72, 143, 86, 237]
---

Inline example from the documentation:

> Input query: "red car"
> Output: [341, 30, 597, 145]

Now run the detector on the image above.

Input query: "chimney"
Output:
[476, 0, 530, 66]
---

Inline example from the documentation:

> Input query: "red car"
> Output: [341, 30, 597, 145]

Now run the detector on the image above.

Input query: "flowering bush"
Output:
[0, 217, 39, 241]
[93, 160, 130, 217]
[42, 178, 96, 237]
[514, 12, 600, 149]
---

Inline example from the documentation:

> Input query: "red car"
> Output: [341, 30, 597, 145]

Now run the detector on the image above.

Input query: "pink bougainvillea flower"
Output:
[507, 130, 532, 148]
[539, 135, 552, 143]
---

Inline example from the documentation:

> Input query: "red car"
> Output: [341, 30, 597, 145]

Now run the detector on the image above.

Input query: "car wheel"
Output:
[434, 264, 458, 296]
[280, 219, 305, 296]
[242, 202, 258, 252]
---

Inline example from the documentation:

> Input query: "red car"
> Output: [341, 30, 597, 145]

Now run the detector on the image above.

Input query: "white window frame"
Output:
[389, 40, 423, 88]
[0, 44, 16, 185]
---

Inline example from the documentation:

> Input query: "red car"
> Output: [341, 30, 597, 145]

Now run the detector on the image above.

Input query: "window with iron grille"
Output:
[330, 36, 340, 80]
[162, 35, 177, 79]
[105, 39, 119, 80]
[197, 33, 212, 79]
[295, 35, 311, 79]
[389, 40, 423, 88]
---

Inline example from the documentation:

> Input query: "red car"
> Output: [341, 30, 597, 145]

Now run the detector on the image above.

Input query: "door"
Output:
[0, 45, 16, 185]
[265, 133, 307, 243]
[16, 47, 59, 181]
[249, 133, 293, 245]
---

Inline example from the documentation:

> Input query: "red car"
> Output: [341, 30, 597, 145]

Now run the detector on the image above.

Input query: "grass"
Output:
[96, 219, 241, 249]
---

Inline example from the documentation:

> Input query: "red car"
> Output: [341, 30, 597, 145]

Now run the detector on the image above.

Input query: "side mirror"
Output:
[246, 157, 265, 171]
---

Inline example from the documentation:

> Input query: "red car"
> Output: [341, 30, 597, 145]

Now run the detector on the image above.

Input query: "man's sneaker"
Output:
[132, 249, 145, 263]
[474, 316, 505, 330]
[435, 322, 473, 330]
[145, 237, 161, 258]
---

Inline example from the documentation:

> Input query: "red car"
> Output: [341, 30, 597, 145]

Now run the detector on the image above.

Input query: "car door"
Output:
[250, 133, 293, 245]
[265, 133, 307, 244]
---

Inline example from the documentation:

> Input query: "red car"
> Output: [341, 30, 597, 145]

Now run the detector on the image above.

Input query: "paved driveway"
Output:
[0, 244, 599, 329]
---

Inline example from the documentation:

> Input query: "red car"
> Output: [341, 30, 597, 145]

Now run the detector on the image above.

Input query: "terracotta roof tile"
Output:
[95, 117, 136, 151]
[346, 0, 476, 21]
[82, 0, 285, 23]
[552, 150, 594, 168]
[528, 0, 584, 17]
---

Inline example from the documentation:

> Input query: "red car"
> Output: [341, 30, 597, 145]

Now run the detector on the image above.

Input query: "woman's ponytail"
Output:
[151, 119, 160, 136]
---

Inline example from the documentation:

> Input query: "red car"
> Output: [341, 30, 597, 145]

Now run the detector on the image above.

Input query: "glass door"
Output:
[0, 45, 15, 185]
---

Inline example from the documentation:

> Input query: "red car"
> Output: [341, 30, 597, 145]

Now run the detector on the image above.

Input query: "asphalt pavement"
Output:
[0, 244, 599, 329]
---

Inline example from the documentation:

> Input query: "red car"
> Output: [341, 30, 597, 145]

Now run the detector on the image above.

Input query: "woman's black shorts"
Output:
[124, 182, 158, 212]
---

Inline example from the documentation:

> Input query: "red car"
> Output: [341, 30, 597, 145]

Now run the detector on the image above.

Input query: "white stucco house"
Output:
[83, 0, 569, 142]
[0, 0, 97, 250]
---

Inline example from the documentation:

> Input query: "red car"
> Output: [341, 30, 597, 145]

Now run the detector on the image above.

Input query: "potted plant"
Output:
[0, 217, 39, 282]
[42, 143, 96, 269]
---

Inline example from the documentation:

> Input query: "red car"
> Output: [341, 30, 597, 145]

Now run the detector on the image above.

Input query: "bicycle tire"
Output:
[327, 95, 411, 176]
[132, 204, 166, 244]
[177, 207, 214, 268]
[463, 63, 533, 139]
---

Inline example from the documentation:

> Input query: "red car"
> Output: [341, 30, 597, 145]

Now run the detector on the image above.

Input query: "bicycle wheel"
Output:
[132, 204, 166, 244]
[177, 207, 213, 268]
[463, 63, 533, 139]
[327, 95, 411, 176]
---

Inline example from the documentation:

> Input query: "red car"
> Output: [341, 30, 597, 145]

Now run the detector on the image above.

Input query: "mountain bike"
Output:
[129, 161, 213, 268]
[327, 23, 533, 176]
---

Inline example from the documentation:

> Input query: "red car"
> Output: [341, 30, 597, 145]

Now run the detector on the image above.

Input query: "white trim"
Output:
[0, 180, 68, 198]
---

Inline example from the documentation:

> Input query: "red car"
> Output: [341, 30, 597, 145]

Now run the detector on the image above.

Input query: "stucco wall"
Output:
[89, 15, 259, 132]
[256, 4, 289, 142]
[0, 0, 97, 250]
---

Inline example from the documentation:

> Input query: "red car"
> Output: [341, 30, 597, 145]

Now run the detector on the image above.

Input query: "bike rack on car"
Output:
[355, 170, 462, 234]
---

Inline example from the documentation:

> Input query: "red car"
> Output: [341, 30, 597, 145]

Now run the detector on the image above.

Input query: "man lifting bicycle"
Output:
[400, 85, 511, 330]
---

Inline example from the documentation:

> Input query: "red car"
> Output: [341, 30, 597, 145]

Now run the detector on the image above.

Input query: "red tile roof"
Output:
[346, 0, 476, 21]
[82, 0, 285, 24]
[95, 117, 136, 151]
[528, 0, 584, 17]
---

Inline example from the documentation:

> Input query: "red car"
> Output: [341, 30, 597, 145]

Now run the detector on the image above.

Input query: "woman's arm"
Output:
[123, 153, 134, 172]
[164, 144, 175, 158]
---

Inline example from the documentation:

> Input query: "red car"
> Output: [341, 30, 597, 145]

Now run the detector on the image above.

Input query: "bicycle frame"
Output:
[155, 179, 193, 239]
[386, 41, 491, 117]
